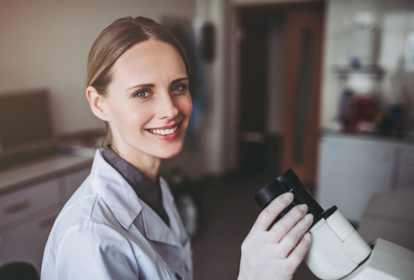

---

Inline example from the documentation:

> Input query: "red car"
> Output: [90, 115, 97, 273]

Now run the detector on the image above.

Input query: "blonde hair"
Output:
[87, 16, 190, 95]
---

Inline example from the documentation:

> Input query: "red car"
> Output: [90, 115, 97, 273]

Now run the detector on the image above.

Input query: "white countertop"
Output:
[321, 130, 414, 145]
[0, 153, 93, 195]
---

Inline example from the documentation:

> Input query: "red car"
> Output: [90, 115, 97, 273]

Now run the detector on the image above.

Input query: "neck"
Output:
[111, 143, 161, 183]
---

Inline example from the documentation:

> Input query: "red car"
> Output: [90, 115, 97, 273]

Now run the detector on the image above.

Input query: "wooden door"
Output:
[281, 4, 324, 185]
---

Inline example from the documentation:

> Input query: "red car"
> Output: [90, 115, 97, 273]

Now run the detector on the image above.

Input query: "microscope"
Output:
[254, 169, 414, 280]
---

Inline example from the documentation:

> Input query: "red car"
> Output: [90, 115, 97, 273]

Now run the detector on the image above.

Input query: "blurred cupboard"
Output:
[317, 133, 414, 223]
[0, 154, 92, 277]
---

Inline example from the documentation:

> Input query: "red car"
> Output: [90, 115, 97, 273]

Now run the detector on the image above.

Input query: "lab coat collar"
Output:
[90, 150, 142, 229]
[90, 150, 186, 249]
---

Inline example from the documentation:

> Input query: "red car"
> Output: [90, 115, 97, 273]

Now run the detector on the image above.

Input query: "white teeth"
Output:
[150, 125, 178, 135]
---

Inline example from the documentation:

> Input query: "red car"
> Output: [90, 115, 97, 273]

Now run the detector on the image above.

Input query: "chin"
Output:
[156, 144, 183, 159]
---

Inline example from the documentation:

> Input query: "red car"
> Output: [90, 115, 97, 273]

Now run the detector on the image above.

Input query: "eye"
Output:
[171, 84, 188, 93]
[133, 90, 151, 98]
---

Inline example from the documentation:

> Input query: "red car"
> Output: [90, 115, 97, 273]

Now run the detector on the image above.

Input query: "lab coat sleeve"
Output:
[52, 222, 139, 280]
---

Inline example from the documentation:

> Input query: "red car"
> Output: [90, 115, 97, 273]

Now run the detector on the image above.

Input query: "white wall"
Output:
[321, 0, 414, 129]
[0, 0, 195, 135]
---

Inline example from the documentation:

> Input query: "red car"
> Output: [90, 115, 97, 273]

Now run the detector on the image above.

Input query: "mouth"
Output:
[145, 121, 183, 138]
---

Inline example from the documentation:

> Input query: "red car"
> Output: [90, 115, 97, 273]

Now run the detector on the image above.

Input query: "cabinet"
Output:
[0, 154, 93, 276]
[397, 144, 414, 189]
[316, 133, 414, 222]
[0, 179, 60, 227]
[0, 210, 60, 274]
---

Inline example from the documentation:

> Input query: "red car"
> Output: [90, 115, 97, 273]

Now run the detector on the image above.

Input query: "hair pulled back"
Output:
[87, 16, 190, 95]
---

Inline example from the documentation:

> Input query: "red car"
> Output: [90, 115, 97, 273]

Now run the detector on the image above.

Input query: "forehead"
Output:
[111, 40, 187, 86]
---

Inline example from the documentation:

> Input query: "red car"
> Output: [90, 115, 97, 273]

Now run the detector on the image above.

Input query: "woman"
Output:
[41, 16, 313, 280]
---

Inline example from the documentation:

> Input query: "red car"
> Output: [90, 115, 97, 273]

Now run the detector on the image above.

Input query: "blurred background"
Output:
[0, 0, 413, 279]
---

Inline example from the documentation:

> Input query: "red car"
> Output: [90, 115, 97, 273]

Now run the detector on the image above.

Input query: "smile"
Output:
[149, 125, 178, 135]
[145, 121, 182, 141]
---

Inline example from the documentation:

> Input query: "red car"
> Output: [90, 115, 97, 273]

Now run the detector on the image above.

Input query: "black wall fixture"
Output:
[201, 22, 215, 63]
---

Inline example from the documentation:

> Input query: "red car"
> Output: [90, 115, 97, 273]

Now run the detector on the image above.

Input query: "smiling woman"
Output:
[87, 39, 192, 182]
[85, 17, 193, 182]
[40, 16, 313, 280]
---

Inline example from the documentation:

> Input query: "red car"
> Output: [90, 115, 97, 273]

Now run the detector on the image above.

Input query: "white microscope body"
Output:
[254, 169, 414, 280]
[306, 207, 414, 280]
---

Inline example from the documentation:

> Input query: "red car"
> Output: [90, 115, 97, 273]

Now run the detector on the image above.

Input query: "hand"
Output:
[238, 192, 313, 280]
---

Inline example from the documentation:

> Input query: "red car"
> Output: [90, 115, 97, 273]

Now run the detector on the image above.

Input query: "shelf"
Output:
[333, 65, 385, 79]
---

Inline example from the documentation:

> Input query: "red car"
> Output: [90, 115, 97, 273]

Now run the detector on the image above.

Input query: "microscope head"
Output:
[254, 169, 372, 280]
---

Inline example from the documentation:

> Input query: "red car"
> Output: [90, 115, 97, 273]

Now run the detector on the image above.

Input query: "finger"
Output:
[251, 192, 294, 232]
[269, 204, 308, 243]
[284, 233, 312, 275]
[278, 213, 313, 258]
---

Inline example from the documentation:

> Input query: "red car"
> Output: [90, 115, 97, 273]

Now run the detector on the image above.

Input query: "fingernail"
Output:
[305, 213, 313, 222]
[304, 233, 311, 242]
[282, 192, 293, 201]
[299, 204, 308, 212]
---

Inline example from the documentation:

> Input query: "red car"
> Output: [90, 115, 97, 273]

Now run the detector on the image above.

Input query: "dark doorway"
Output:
[237, 2, 325, 187]
[238, 12, 274, 174]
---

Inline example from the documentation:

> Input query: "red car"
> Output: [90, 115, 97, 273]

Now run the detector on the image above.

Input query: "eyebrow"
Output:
[125, 77, 189, 92]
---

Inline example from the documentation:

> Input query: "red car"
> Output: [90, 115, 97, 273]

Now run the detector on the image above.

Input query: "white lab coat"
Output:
[41, 150, 192, 280]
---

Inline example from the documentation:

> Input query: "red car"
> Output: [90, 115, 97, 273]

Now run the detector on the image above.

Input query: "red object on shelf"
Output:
[343, 94, 378, 132]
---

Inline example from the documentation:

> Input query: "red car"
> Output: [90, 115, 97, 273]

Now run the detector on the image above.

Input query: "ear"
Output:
[86, 86, 110, 121]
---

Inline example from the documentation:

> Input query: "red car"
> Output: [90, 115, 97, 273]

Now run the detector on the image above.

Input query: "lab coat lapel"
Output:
[140, 198, 182, 248]
[160, 178, 189, 246]
[160, 177, 193, 270]
[140, 178, 189, 248]
[91, 150, 188, 255]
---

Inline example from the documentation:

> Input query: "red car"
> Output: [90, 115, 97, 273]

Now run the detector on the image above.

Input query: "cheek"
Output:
[177, 95, 193, 118]
[130, 106, 151, 124]
[112, 102, 153, 130]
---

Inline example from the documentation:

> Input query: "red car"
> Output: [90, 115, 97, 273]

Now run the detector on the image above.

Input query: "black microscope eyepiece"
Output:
[276, 169, 324, 218]
[253, 177, 295, 225]
[275, 168, 301, 191]
[253, 178, 286, 209]
[254, 169, 332, 227]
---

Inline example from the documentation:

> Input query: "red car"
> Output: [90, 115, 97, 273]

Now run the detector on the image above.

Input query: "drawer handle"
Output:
[4, 200, 31, 214]
[38, 215, 57, 229]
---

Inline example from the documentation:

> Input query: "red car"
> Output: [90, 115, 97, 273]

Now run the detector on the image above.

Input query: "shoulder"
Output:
[49, 179, 126, 244]
[41, 150, 147, 279]
[42, 219, 139, 280]
[42, 192, 139, 279]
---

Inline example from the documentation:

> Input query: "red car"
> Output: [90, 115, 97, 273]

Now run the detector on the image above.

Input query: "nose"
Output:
[156, 92, 179, 120]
